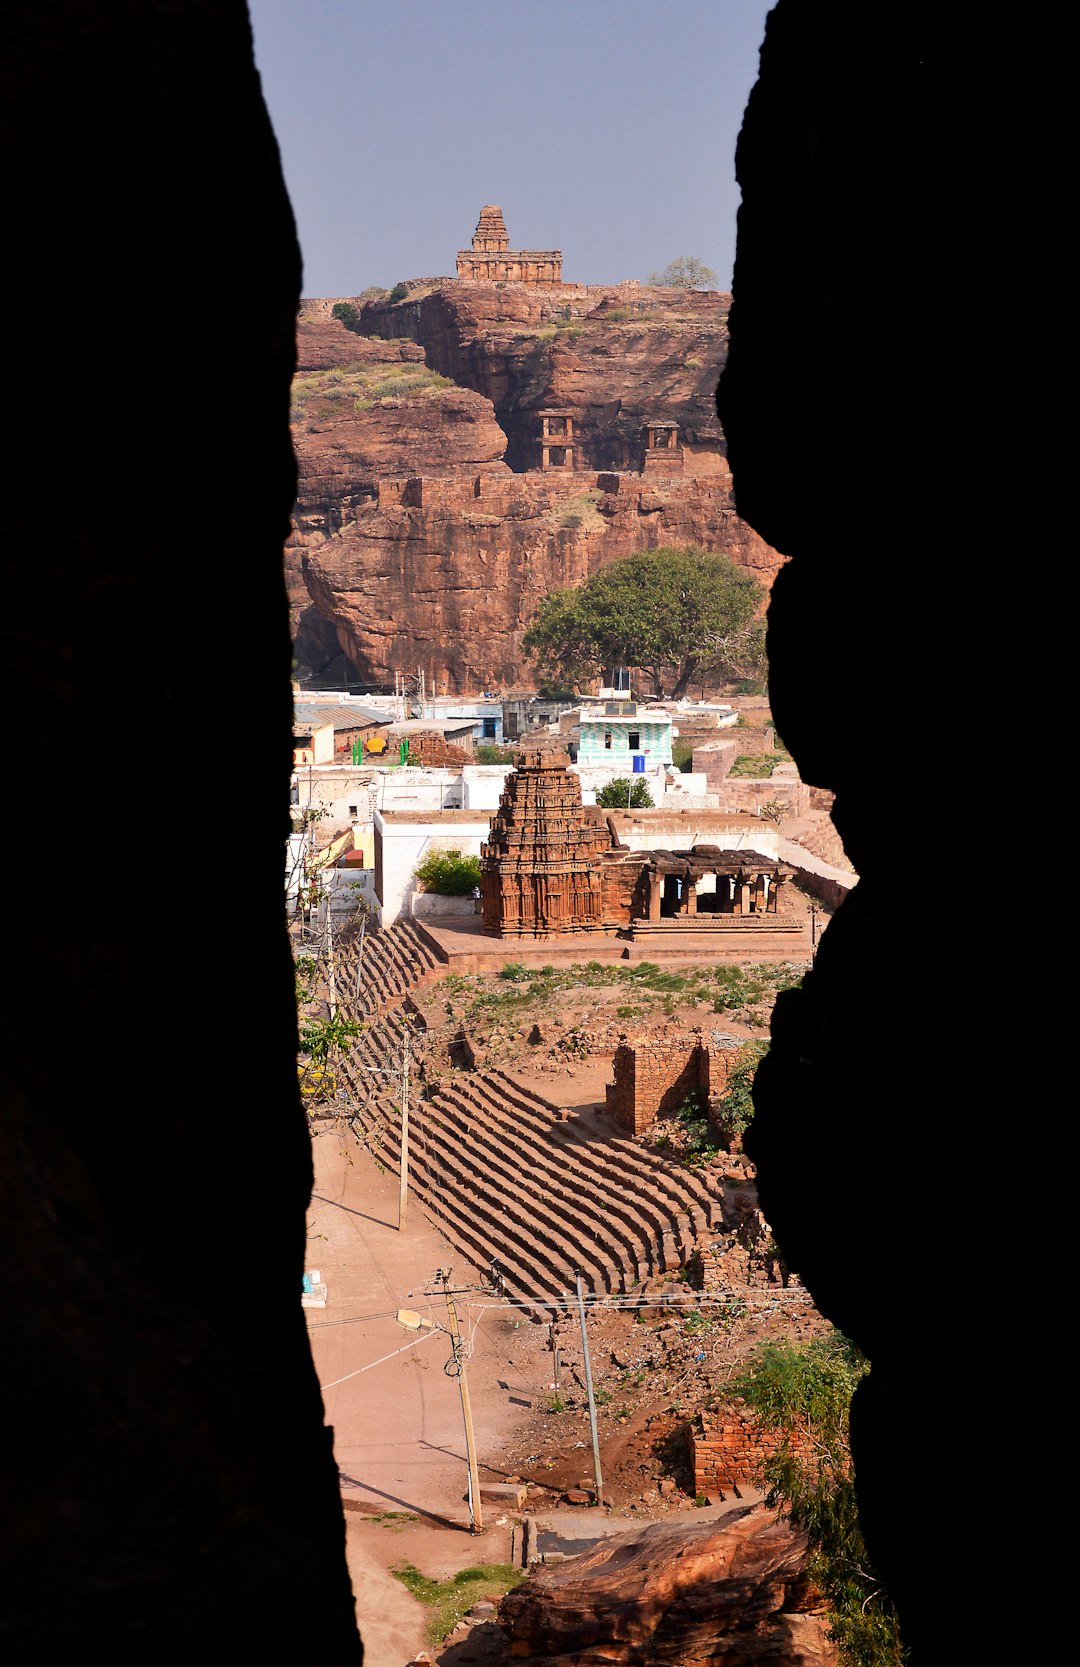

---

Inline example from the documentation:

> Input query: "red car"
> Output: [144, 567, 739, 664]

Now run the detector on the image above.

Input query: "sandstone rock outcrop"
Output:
[497, 1505, 837, 1665]
[359, 281, 733, 473]
[289, 288, 783, 688]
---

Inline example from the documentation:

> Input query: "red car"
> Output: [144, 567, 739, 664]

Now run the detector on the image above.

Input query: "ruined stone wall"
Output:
[404, 732, 472, 766]
[711, 777, 809, 819]
[727, 724, 776, 756]
[691, 740, 738, 790]
[690, 1403, 815, 1497]
[606, 1036, 705, 1136]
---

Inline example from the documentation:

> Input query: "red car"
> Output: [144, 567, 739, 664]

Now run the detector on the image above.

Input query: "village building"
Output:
[574, 691, 676, 771]
[456, 204, 562, 286]
[292, 700, 390, 765]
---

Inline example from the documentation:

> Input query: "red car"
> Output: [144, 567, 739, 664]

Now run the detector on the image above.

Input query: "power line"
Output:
[318, 1324, 440, 1390]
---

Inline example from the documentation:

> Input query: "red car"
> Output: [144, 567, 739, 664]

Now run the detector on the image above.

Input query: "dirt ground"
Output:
[305, 906, 838, 1665]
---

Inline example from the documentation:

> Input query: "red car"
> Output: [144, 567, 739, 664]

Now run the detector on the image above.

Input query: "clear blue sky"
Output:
[247, 0, 775, 300]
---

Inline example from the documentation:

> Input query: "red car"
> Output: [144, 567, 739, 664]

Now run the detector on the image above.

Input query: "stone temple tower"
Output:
[471, 204, 509, 253]
[480, 748, 609, 936]
[456, 205, 562, 285]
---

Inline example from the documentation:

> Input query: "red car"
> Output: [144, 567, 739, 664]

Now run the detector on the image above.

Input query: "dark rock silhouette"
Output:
[1, 4, 360, 1661]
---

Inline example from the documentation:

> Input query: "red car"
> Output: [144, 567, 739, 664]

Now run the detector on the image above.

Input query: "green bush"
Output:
[414, 849, 482, 895]
[596, 778, 654, 809]
[330, 300, 359, 327]
[475, 743, 518, 764]
[388, 282, 409, 303]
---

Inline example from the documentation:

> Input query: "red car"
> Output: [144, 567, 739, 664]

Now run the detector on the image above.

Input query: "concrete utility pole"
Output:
[325, 896, 336, 1020]
[575, 1272, 604, 1506]
[398, 1025, 410, 1233]
[437, 1270, 483, 1534]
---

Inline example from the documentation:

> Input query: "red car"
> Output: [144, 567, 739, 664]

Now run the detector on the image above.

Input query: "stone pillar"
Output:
[739, 880, 752, 915]
[685, 880, 697, 917]
[648, 871, 662, 922]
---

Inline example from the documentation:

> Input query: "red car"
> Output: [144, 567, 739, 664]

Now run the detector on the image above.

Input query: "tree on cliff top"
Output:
[648, 255, 719, 289]
[522, 547, 765, 699]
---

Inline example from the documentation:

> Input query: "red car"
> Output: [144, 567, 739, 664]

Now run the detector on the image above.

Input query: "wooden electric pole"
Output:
[575, 1272, 604, 1506]
[438, 1270, 483, 1533]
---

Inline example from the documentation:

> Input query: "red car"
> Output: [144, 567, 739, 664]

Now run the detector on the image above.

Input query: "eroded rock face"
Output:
[497, 1506, 837, 1666]
[361, 282, 732, 472]
[289, 292, 783, 687]
[299, 464, 776, 688]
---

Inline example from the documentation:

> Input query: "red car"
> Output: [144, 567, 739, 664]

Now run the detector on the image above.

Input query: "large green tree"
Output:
[522, 547, 765, 698]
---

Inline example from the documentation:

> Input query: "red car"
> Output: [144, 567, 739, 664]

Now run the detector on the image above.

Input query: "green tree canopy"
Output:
[595, 778, 654, 810]
[330, 300, 359, 327]
[522, 547, 766, 699]
[648, 256, 719, 289]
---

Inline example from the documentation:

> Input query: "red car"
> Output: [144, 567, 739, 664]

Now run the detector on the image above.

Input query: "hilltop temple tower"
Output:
[457, 205, 562, 286]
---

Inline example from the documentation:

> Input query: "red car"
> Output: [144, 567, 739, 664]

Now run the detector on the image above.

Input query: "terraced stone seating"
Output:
[335, 921, 441, 1018]
[337, 1048, 727, 1321]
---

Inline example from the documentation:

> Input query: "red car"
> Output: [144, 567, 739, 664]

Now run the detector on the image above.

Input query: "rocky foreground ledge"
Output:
[491, 1504, 835, 1666]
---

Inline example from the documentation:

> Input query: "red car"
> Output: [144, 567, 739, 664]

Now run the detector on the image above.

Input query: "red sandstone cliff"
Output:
[290, 290, 784, 688]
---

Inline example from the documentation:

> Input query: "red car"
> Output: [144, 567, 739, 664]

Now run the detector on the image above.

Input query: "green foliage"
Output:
[359, 285, 390, 301]
[388, 282, 409, 302]
[730, 753, 783, 777]
[330, 300, 359, 327]
[289, 363, 451, 422]
[595, 777, 654, 810]
[729, 1336, 905, 1666]
[522, 547, 766, 700]
[671, 739, 695, 772]
[298, 1013, 365, 1065]
[647, 255, 719, 289]
[713, 1039, 769, 1142]
[294, 954, 317, 1004]
[543, 1391, 566, 1412]
[475, 743, 518, 764]
[391, 1562, 526, 1644]
[414, 849, 483, 895]
[670, 1093, 723, 1165]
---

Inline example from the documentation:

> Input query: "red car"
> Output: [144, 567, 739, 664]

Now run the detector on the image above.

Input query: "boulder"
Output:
[497, 1504, 836, 1665]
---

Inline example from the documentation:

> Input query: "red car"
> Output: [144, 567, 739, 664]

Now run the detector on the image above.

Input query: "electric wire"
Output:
[319, 1323, 440, 1390]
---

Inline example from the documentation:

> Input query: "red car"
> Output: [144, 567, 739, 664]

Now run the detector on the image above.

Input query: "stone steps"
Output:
[406, 1099, 616, 1303]
[429, 1086, 631, 1293]
[486, 1068, 724, 1237]
[442, 1076, 656, 1282]
[448, 1076, 674, 1279]
[332, 1031, 728, 1324]
[337, 922, 441, 1018]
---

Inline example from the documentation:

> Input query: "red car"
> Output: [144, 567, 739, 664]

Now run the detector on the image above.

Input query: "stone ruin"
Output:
[480, 747, 610, 935]
[480, 749, 795, 940]
[456, 203, 562, 286]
